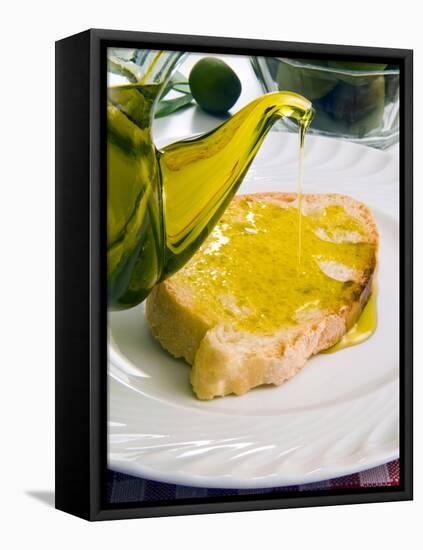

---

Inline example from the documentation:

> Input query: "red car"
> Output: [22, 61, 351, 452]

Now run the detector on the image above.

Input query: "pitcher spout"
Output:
[159, 91, 314, 278]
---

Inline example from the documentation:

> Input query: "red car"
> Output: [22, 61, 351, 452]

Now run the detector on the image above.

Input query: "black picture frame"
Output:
[55, 28, 413, 521]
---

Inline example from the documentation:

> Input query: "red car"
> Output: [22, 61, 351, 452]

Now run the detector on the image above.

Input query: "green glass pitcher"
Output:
[107, 49, 313, 310]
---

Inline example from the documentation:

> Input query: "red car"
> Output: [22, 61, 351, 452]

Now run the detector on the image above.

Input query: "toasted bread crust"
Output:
[146, 193, 378, 400]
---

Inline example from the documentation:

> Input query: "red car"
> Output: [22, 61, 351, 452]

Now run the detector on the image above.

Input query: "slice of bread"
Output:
[146, 193, 378, 400]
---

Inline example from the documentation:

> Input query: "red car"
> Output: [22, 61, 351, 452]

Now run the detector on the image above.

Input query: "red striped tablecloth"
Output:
[107, 459, 400, 504]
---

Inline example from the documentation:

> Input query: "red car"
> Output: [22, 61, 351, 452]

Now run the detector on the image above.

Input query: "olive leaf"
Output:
[154, 72, 194, 118]
[160, 71, 187, 96]
[154, 93, 194, 118]
[172, 82, 191, 94]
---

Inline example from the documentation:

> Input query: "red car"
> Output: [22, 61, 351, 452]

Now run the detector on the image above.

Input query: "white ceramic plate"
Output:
[108, 132, 399, 488]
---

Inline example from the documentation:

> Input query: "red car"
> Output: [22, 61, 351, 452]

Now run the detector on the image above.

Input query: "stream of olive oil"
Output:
[295, 119, 377, 351]
[297, 121, 306, 271]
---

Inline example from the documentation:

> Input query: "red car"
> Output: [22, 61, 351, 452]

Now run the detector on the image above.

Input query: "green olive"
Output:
[276, 61, 337, 100]
[189, 57, 242, 115]
[323, 77, 385, 135]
